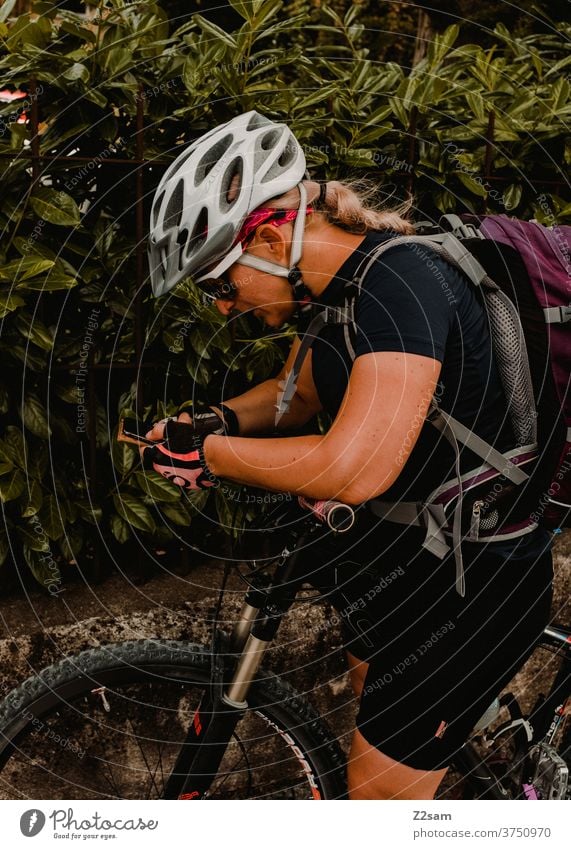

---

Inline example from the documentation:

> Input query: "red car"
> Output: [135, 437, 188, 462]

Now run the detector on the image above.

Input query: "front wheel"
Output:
[0, 640, 346, 800]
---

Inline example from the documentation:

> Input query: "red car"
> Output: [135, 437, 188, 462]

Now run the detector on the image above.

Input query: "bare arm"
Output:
[214, 337, 322, 434]
[204, 352, 442, 503]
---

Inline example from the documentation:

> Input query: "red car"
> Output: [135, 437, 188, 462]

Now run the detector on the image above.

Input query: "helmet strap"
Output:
[234, 181, 314, 315]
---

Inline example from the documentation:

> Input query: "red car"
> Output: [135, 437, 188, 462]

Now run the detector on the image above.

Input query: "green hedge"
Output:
[0, 0, 569, 591]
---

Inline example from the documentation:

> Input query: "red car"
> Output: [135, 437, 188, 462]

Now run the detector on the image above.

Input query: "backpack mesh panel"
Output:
[465, 237, 565, 524]
[484, 288, 537, 447]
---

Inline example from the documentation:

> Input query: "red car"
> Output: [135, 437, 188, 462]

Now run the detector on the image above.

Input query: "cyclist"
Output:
[145, 111, 553, 800]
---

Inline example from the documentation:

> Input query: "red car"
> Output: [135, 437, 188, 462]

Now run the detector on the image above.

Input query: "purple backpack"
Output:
[455, 214, 570, 531]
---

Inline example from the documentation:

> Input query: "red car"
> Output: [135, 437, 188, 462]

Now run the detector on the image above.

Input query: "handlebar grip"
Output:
[298, 497, 356, 533]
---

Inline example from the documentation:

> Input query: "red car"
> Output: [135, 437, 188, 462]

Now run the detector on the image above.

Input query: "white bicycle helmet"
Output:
[148, 111, 308, 297]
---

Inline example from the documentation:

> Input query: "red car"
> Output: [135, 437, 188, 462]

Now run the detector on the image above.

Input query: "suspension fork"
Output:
[163, 528, 319, 799]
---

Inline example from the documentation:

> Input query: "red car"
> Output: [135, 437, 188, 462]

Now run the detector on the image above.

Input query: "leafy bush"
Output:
[0, 0, 568, 591]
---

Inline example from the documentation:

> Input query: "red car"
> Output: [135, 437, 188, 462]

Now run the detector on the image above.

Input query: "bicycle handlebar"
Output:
[298, 497, 356, 533]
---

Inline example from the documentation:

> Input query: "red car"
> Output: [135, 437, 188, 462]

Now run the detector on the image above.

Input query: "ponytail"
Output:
[267, 178, 414, 235]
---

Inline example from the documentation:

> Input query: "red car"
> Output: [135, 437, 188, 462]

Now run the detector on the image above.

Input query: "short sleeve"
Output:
[354, 244, 460, 362]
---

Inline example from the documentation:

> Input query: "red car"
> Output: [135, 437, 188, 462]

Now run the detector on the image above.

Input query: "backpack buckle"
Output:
[543, 304, 571, 324]
[440, 214, 484, 240]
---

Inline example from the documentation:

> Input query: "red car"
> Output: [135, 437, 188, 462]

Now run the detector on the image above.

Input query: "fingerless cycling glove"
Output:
[143, 423, 219, 489]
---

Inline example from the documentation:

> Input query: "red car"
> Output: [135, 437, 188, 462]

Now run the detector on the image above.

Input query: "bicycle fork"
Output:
[163, 540, 311, 799]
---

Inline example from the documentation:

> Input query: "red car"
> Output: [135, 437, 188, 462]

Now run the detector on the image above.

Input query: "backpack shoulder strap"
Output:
[274, 232, 496, 425]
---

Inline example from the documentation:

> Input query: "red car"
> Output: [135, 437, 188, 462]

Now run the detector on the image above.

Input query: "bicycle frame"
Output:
[161, 506, 570, 801]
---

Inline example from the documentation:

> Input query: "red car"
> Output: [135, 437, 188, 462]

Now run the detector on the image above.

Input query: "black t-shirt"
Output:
[310, 229, 515, 502]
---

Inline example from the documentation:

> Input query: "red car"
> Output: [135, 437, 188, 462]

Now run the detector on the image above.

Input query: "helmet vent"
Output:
[151, 190, 165, 227]
[220, 157, 243, 210]
[247, 112, 271, 131]
[162, 147, 194, 185]
[187, 207, 208, 256]
[195, 134, 233, 186]
[278, 140, 296, 167]
[163, 179, 184, 231]
[260, 129, 280, 151]
[177, 228, 188, 271]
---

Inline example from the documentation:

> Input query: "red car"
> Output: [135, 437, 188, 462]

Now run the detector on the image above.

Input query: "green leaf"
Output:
[3, 426, 26, 466]
[30, 187, 81, 226]
[18, 524, 50, 552]
[58, 19, 96, 43]
[104, 47, 136, 78]
[189, 323, 213, 360]
[293, 83, 339, 112]
[530, 49, 542, 79]
[551, 78, 570, 113]
[0, 470, 25, 503]
[14, 313, 54, 351]
[455, 171, 488, 198]
[28, 441, 48, 481]
[113, 493, 156, 533]
[20, 478, 43, 517]
[110, 513, 130, 544]
[23, 545, 62, 593]
[82, 88, 108, 108]
[388, 95, 409, 127]
[194, 14, 238, 48]
[160, 501, 193, 526]
[182, 488, 210, 515]
[465, 91, 486, 123]
[20, 394, 51, 439]
[186, 352, 211, 386]
[76, 500, 103, 525]
[39, 494, 65, 540]
[111, 431, 137, 476]
[229, 0, 251, 21]
[6, 15, 51, 50]
[0, 384, 8, 415]
[59, 527, 83, 563]
[0, 258, 54, 282]
[0, 293, 25, 318]
[13, 238, 57, 260]
[133, 471, 182, 503]
[55, 382, 82, 404]
[62, 62, 90, 83]
[426, 24, 460, 69]
[16, 271, 78, 291]
[0, 531, 10, 567]
[502, 184, 522, 212]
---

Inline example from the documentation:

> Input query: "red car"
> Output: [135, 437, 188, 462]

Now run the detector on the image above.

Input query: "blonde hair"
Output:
[267, 178, 415, 235]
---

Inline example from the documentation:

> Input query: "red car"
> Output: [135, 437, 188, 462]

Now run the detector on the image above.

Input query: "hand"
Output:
[141, 423, 219, 490]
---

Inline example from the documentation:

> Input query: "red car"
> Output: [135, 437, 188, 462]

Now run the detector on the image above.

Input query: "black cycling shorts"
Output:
[308, 512, 553, 772]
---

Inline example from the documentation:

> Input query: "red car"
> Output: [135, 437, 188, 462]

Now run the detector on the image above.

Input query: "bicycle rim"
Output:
[0, 641, 345, 800]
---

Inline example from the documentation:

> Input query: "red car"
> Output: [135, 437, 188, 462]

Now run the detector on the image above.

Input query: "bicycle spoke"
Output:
[210, 731, 253, 798]
[126, 717, 163, 799]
